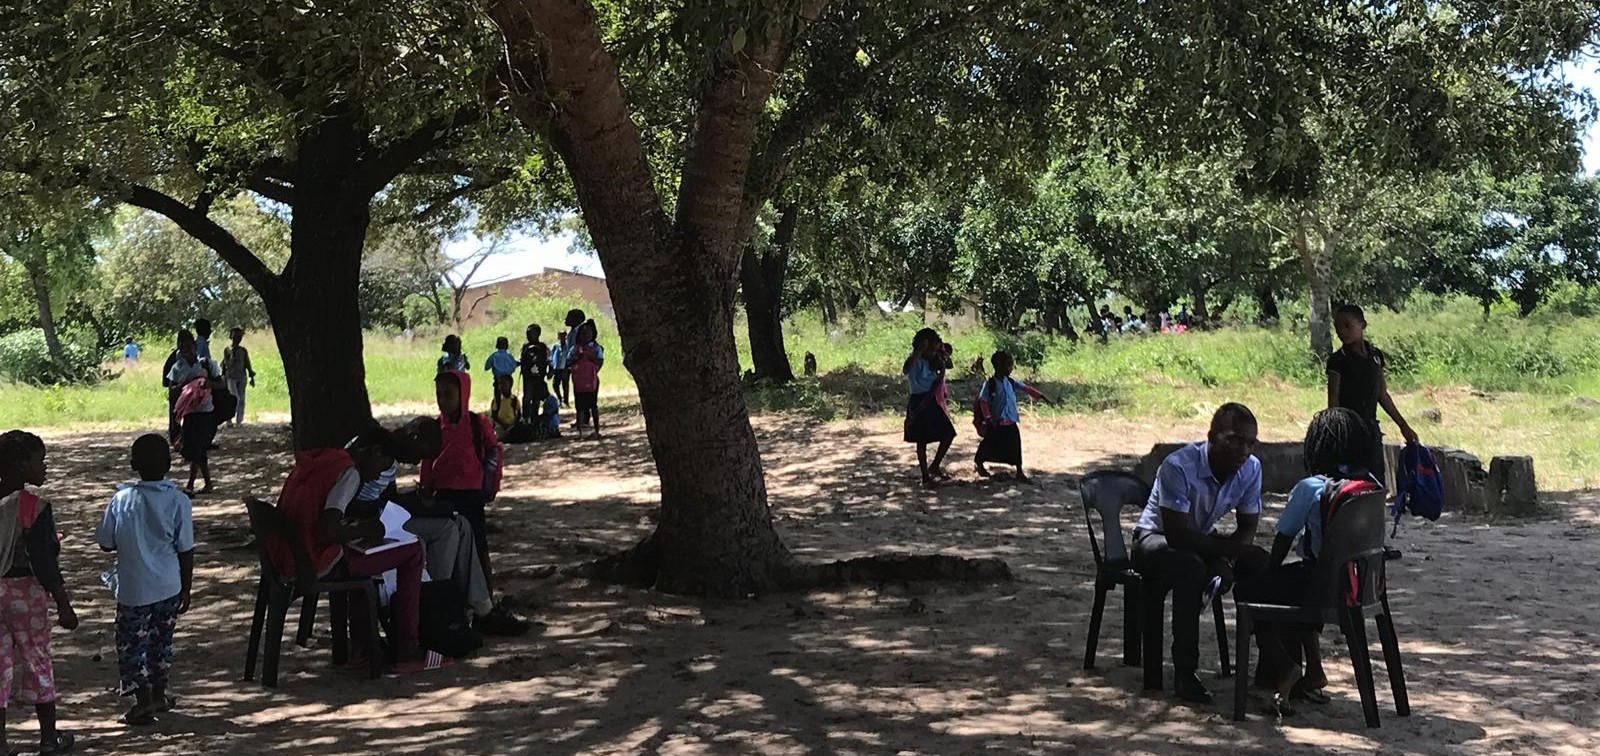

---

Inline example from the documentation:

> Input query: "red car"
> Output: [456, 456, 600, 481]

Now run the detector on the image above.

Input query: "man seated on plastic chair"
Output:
[1132, 402, 1270, 704]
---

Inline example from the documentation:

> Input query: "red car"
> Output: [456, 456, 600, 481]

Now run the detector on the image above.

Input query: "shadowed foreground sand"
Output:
[20, 411, 1600, 755]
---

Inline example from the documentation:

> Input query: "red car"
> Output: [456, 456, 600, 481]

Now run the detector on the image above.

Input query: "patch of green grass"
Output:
[6, 294, 1600, 489]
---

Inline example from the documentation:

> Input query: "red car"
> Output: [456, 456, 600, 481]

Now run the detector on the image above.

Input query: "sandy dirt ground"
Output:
[14, 409, 1600, 756]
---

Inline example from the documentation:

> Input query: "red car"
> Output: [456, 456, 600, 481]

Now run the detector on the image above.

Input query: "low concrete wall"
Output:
[1134, 442, 1537, 514]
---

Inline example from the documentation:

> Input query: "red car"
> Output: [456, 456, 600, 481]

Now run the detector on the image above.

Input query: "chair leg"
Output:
[1376, 602, 1410, 717]
[1084, 584, 1108, 670]
[1142, 587, 1165, 691]
[329, 591, 350, 666]
[1214, 599, 1232, 678]
[1123, 580, 1143, 667]
[1233, 607, 1253, 721]
[244, 578, 269, 681]
[1344, 606, 1381, 728]
[262, 591, 289, 688]
[364, 585, 383, 680]
[297, 590, 319, 648]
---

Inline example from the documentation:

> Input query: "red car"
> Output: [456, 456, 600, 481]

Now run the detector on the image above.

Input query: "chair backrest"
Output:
[243, 497, 319, 587]
[1079, 470, 1151, 568]
[1306, 490, 1388, 610]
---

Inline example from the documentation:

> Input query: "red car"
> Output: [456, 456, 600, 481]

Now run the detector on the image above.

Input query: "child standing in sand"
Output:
[484, 336, 520, 382]
[221, 327, 256, 426]
[0, 431, 80, 755]
[95, 434, 194, 726]
[569, 321, 605, 438]
[973, 351, 1054, 482]
[903, 328, 956, 488]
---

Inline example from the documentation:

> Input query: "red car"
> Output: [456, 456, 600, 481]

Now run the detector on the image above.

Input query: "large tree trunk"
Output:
[272, 122, 378, 449]
[1297, 215, 1336, 359]
[741, 203, 798, 383]
[22, 260, 64, 364]
[492, 0, 815, 596]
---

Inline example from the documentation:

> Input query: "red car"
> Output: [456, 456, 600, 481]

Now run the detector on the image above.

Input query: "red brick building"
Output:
[460, 268, 614, 327]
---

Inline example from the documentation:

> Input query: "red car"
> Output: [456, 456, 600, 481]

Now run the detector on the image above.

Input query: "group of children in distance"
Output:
[0, 431, 195, 753]
[437, 308, 606, 441]
[903, 327, 1057, 488]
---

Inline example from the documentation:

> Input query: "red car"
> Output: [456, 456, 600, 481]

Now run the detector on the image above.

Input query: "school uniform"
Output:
[166, 357, 219, 464]
[903, 355, 956, 444]
[974, 376, 1043, 468]
[222, 345, 252, 424]
[549, 342, 571, 405]
[484, 349, 519, 379]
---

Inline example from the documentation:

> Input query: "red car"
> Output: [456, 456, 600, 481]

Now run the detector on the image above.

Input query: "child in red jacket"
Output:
[422, 371, 525, 635]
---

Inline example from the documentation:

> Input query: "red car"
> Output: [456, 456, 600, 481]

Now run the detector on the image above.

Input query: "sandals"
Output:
[39, 731, 76, 755]
[394, 650, 452, 675]
[1291, 682, 1332, 705]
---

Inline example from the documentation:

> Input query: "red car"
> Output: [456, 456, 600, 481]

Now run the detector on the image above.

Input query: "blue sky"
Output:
[451, 59, 1600, 282]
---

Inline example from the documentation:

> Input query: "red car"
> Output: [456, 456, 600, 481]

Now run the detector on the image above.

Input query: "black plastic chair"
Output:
[1232, 490, 1410, 727]
[242, 498, 383, 687]
[1079, 470, 1230, 686]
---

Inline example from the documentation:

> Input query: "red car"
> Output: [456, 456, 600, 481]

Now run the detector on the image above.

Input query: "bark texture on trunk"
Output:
[274, 121, 376, 448]
[494, 0, 1011, 596]
[1297, 215, 1335, 360]
[741, 203, 798, 383]
[23, 261, 64, 364]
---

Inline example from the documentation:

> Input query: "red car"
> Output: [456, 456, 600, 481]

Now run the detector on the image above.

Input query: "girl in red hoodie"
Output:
[422, 371, 525, 635]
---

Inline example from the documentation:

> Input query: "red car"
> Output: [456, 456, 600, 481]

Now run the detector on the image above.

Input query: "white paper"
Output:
[375, 502, 425, 606]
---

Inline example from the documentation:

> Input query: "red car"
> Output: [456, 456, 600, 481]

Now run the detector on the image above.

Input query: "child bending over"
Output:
[95, 434, 194, 726]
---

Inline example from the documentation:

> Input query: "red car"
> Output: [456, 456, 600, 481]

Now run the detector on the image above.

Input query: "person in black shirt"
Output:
[519, 324, 549, 418]
[1327, 304, 1418, 484]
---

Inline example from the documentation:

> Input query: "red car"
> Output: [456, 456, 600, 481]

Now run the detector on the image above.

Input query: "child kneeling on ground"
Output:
[96, 434, 195, 726]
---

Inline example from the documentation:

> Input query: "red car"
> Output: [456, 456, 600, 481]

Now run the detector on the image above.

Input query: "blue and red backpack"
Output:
[1391, 442, 1444, 523]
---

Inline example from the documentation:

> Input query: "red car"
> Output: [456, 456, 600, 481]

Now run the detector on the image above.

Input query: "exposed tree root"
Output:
[578, 537, 1012, 597]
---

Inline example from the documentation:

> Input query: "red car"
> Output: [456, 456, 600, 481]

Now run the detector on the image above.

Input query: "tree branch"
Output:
[404, 168, 516, 224]
[246, 172, 295, 205]
[675, 0, 832, 286]
[351, 105, 481, 197]
[122, 183, 279, 299]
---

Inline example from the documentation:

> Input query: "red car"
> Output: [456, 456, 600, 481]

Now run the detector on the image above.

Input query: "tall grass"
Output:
[6, 294, 1600, 488]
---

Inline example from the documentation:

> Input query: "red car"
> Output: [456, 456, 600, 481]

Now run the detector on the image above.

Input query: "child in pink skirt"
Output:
[0, 430, 79, 754]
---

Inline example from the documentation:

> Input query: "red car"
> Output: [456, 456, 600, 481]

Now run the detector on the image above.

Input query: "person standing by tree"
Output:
[904, 328, 957, 488]
[122, 337, 139, 364]
[221, 327, 256, 426]
[519, 324, 548, 418]
[570, 321, 605, 439]
[1327, 305, 1419, 486]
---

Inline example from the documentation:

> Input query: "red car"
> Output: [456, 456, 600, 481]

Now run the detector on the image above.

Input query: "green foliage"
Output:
[0, 328, 105, 385]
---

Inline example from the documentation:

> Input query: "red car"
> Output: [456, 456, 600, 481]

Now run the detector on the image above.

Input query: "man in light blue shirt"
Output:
[1132, 402, 1267, 704]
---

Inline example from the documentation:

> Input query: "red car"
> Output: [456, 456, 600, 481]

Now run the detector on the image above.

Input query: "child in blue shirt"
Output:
[95, 434, 195, 726]
[530, 377, 562, 439]
[1234, 407, 1379, 714]
[973, 350, 1054, 482]
[484, 336, 520, 380]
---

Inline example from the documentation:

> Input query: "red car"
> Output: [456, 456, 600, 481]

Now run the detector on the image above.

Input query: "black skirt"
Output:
[180, 411, 218, 464]
[974, 423, 1023, 467]
[904, 393, 956, 444]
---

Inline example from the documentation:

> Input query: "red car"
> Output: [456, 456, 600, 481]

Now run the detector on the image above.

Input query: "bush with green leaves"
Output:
[0, 329, 107, 386]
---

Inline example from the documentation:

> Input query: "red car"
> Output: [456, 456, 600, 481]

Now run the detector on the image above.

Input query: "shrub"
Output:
[0, 329, 107, 386]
